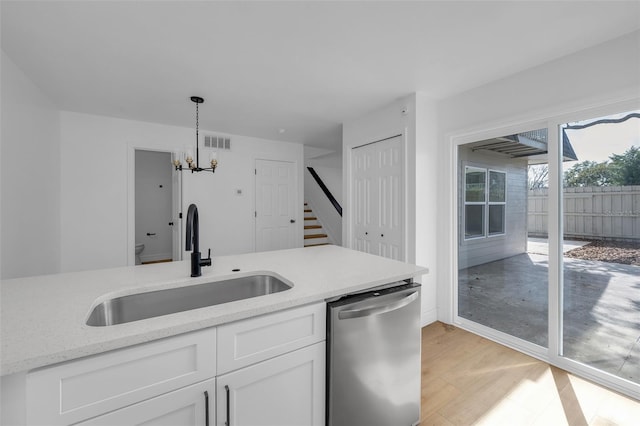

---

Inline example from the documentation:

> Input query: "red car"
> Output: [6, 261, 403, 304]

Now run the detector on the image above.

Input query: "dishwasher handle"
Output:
[337, 290, 419, 320]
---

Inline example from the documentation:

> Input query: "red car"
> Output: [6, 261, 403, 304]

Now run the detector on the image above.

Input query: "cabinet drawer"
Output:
[27, 327, 216, 426]
[217, 302, 325, 374]
[76, 378, 214, 426]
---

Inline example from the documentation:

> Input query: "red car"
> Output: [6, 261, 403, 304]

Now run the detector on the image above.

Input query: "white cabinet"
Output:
[217, 301, 325, 374]
[22, 302, 326, 426]
[27, 327, 217, 426]
[77, 378, 214, 426]
[216, 343, 325, 426]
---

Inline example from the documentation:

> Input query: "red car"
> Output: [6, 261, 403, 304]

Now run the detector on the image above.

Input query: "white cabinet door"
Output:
[255, 159, 297, 252]
[351, 136, 404, 260]
[77, 378, 214, 426]
[216, 342, 325, 426]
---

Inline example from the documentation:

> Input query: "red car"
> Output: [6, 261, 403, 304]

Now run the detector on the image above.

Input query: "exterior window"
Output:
[488, 170, 506, 235]
[464, 167, 506, 239]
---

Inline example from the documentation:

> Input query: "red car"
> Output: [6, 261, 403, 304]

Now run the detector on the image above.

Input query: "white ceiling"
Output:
[2, 1, 639, 151]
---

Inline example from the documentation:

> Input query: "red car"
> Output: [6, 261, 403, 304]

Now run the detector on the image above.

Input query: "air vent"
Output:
[204, 135, 231, 150]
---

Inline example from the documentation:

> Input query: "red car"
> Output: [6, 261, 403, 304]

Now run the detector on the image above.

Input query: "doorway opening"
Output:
[134, 149, 182, 264]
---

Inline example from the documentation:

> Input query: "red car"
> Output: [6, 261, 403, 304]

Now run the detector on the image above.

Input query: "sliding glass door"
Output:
[560, 110, 640, 386]
[455, 107, 640, 397]
[457, 128, 549, 348]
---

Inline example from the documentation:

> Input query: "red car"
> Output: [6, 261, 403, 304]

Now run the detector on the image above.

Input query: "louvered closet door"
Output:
[351, 136, 404, 260]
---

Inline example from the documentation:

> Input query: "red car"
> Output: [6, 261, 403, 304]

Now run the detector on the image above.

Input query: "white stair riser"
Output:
[304, 237, 329, 246]
[304, 228, 323, 236]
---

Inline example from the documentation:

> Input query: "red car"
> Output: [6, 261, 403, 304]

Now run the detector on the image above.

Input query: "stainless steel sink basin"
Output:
[86, 274, 292, 326]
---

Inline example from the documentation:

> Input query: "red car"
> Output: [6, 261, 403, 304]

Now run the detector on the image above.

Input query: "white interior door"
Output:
[255, 159, 297, 252]
[351, 136, 404, 260]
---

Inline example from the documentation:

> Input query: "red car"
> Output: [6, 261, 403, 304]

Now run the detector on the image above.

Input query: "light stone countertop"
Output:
[1, 245, 427, 376]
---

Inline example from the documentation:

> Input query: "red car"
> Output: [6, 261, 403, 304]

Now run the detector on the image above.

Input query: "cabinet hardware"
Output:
[381, 234, 384, 237]
[146, 232, 156, 236]
[204, 390, 210, 426]
[290, 219, 296, 223]
[225, 385, 231, 426]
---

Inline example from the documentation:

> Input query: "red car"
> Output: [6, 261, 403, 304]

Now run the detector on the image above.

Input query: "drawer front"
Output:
[217, 302, 325, 374]
[76, 378, 214, 426]
[27, 327, 216, 426]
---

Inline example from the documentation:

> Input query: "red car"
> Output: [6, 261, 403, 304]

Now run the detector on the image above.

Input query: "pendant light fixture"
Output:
[172, 96, 218, 173]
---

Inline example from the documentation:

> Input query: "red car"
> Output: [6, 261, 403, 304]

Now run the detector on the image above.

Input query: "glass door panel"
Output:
[457, 128, 549, 347]
[561, 111, 640, 385]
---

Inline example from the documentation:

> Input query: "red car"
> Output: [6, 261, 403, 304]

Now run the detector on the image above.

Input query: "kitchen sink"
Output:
[86, 274, 292, 326]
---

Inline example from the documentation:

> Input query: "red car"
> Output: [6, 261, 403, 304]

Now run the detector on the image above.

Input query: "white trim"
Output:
[449, 97, 640, 400]
[462, 166, 507, 240]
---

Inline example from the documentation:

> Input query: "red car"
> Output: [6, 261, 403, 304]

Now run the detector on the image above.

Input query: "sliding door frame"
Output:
[450, 97, 640, 400]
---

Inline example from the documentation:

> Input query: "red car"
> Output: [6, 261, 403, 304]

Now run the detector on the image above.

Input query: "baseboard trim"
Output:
[140, 252, 172, 263]
[421, 308, 438, 327]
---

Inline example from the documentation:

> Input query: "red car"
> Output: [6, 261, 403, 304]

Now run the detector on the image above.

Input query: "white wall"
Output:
[60, 112, 303, 273]
[435, 30, 640, 323]
[1, 51, 61, 279]
[342, 93, 439, 326]
[135, 150, 173, 263]
[181, 134, 303, 260]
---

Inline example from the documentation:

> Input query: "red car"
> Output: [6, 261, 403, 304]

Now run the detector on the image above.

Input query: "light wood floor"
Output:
[421, 322, 640, 425]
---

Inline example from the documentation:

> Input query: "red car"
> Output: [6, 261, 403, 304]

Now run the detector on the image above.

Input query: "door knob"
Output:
[290, 219, 296, 223]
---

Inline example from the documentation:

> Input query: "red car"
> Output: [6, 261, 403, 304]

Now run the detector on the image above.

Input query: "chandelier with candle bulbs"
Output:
[172, 96, 218, 173]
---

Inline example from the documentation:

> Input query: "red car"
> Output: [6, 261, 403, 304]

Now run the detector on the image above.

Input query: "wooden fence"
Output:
[528, 186, 640, 241]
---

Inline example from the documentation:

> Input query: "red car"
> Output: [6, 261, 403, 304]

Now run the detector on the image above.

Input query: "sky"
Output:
[562, 110, 640, 169]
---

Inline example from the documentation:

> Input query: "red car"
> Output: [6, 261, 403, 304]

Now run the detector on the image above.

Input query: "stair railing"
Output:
[307, 167, 342, 217]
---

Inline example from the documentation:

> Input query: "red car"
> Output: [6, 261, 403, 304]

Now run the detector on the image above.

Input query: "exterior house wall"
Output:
[458, 147, 528, 269]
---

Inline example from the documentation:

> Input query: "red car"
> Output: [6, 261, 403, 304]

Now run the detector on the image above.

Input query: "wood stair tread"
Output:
[304, 216, 317, 220]
[304, 233, 327, 239]
[304, 225, 322, 229]
[304, 209, 312, 212]
[304, 243, 330, 247]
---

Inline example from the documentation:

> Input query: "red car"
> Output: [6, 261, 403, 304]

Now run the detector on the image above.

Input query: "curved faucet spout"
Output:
[185, 203, 211, 277]
[185, 204, 199, 252]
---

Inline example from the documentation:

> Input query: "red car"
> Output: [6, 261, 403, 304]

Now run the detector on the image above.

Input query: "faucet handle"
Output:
[200, 248, 212, 268]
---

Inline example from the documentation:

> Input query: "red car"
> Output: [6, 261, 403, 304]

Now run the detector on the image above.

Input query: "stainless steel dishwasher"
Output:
[326, 281, 421, 426]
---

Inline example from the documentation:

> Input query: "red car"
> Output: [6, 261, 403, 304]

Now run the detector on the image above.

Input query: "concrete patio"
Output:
[458, 240, 640, 384]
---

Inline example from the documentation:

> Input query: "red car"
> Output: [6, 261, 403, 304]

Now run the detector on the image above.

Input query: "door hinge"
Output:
[255, 168, 257, 175]
[179, 212, 183, 219]
[254, 211, 257, 218]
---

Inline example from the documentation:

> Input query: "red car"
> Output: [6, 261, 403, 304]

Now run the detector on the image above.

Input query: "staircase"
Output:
[303, 203, 329, 247]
